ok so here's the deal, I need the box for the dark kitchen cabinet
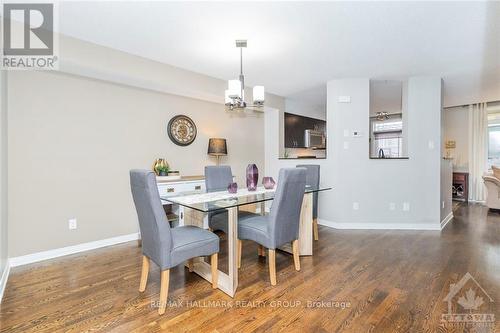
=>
[284,112,326,148]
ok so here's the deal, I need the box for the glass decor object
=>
[227,182,238,194]
[262,177,276,189]
[246,164,259,191]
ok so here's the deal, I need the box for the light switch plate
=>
[428,140,435,149]
[343,129,349,137]
[338,96,351,103]
[353,202,359,210]
[68,218,77,230]
[403,202,410,211]
[389,202,396,211]
[352,131,363,137]
[343,141,349,149]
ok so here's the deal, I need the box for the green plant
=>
[157,165,170,174]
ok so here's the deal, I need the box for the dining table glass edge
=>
[161,185,332,213]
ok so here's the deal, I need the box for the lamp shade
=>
[208,138,227,156]
[253,86,265,103]
[228,80,241,99]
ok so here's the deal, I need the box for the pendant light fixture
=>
[225,40,265,110]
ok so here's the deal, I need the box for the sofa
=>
[483,173,500,209]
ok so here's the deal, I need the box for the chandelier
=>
[225,40,265,110]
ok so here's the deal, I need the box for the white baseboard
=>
[0,260,11,303]
[317,219,442,231]
[440,212,454,230]
[9,232,140,268]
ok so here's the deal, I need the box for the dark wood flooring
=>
[1,203,499,332]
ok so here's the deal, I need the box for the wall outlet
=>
[403,202,410,211]
[68,218,77,230]
[352,202,359,210]
[389,202,396,211]
[428,140,435,150]
[343,141,349,150]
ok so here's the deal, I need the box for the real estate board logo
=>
[1,2,59,69]
[441,272,495,332]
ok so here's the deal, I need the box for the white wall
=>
[0,71,8,283]
[441,159,453,222]
[285,98,326,121]
[265,76,444,229]
[7,35,285,258]
[443,106,469,171]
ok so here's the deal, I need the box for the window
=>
[371,116,403,158]
[488,125,500,166]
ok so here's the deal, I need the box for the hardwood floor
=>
[1,203,499,332]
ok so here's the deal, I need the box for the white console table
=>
[156,175,208,227]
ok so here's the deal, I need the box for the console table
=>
[452,172,469,202]
[156,175,207,227]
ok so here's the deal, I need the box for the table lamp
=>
[208,138,227,165]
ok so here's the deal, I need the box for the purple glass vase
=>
[246,164,259,191]
[227,182,238,194]
[262,177,276,189]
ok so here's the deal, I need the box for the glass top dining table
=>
[161,185,332,213]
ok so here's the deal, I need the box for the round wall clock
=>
[167,115,197,146]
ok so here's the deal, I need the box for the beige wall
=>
[0,71,7,273]
[7,35,285,257]
[8,70,269,256]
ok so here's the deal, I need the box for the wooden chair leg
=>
[139,255,149,292]
[187,258,194,272]
[292,240,301,271]
[158,269,170,315]
[238,239,242,269]
[268,249,277,285]
[211,253,218,289]
[258,245,266,257]
[313,218,319,241]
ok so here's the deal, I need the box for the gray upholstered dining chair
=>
[237,168,306,285]
[296,164,320,240]
[205,166,256,233]
[130,170,219,315]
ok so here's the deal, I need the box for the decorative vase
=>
[228,182,238,194]
[262,177,276,189]
[246,164,259,191]
[159,171,168,176]
[152,158,169,176]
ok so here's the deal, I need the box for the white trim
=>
[440,212,454,230]
[318,219,441,231]
[0,260,10,303]
[467,199,486,204]
[9,232,140,267]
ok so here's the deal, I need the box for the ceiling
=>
[58,1,499,107]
